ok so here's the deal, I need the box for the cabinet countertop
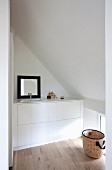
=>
[14,97,83,104]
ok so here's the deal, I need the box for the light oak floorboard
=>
[13,138,105,170]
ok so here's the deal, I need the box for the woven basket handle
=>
[96,140,105,149]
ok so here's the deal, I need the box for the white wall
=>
[11,0,105,101]
[0,0,9,169]
[84,98,105,114]
[83,98,105,134]
[105,0,112,169]
[13,34,69,99]
[83,108,100,130]
[9,33,14,167]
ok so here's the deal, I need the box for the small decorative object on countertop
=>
[60,96,64,99]
[47,91,57,99]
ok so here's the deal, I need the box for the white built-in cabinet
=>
[13,100,83,150]
[83,108,105,134]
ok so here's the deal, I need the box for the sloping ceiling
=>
[10,0,105,100]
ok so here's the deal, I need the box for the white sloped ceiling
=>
[10,0,105,100]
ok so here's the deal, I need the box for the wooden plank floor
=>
[13,138,105,170]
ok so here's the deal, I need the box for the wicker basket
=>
[82,129,105,159]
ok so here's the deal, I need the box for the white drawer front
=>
[30,123,48,144]
[18,125,30,146]
[30,103,48,123]
[18,103,48,125]
[48,118,82,141]
[48,101,81,121]
[18,104,31,125]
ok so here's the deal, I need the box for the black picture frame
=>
[17,75,41,99]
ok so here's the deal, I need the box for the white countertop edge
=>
[14,97,83,104]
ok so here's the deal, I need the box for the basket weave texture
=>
[82,129,104,159]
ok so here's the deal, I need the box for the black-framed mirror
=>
[17,75,41,99]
